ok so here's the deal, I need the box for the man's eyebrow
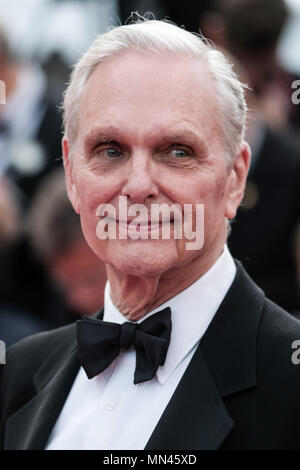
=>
[83,126,209,153]
[157,130,210,156]
[84,127,121,152]
[157,131,206,146]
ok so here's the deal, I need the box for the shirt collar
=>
[103,245,236,385]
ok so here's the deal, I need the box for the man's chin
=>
[106,241,181,278]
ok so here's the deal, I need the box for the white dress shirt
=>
[45,245,236,450]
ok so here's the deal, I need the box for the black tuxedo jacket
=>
[1,262,300,450]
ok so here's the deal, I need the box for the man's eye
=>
[94,147,121,158]
[105,148,122,158]
[170,148,189,158]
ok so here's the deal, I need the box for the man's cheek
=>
[80,212,97,242]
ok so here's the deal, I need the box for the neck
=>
[107,240,225,321]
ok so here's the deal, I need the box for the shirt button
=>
[104,401,116,411]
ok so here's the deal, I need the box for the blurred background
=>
[0,0,299,346]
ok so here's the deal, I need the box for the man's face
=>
[64,51,249,278]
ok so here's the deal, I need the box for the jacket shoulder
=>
[0,323,77,421]
[0,322,78,449]
[257,298,300,384]
[260,298,300,342]
[5,322,76,373]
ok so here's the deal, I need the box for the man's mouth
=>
[116,219,174,233]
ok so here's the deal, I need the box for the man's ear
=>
[225,141,251,220]
[62,137,81,214]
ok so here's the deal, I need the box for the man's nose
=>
[121,153,159,203]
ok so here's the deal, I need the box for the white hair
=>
[63,15,248,163]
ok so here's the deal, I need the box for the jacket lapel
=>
[145,344,234,450]
[4,324,80,450]
[145,262,265,450]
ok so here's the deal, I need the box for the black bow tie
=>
[76,307,172,384]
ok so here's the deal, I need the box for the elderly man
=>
[1,18,300,451]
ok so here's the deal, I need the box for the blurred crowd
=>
[0,0,300,346]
